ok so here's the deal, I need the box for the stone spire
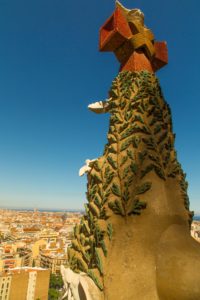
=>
[67,2,200,300]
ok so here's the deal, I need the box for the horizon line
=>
[0,205,84,212]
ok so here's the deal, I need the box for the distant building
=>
[0,267,50,300]
[31,239,47,260]
[0,245,32,273]
[39,242,68,274]
[191,221,200,243]
[0,274,11,300]
[40,252,68,274]
[39,230,58,243]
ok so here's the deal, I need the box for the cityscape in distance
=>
[0,206,200,299]
[0,207,83,299]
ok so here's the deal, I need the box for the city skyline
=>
[0,0,200,211]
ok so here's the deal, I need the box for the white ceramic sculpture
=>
[88,98,111,114]
[79,159,96,177]
[61,266,102,300]
[61,266,80,300]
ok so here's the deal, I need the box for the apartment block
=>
[0,267,50,300]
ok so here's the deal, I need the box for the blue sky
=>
[0,0,199,211]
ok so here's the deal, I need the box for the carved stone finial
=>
[99,1,168,72]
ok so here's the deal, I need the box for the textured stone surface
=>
[68,70,200,299]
